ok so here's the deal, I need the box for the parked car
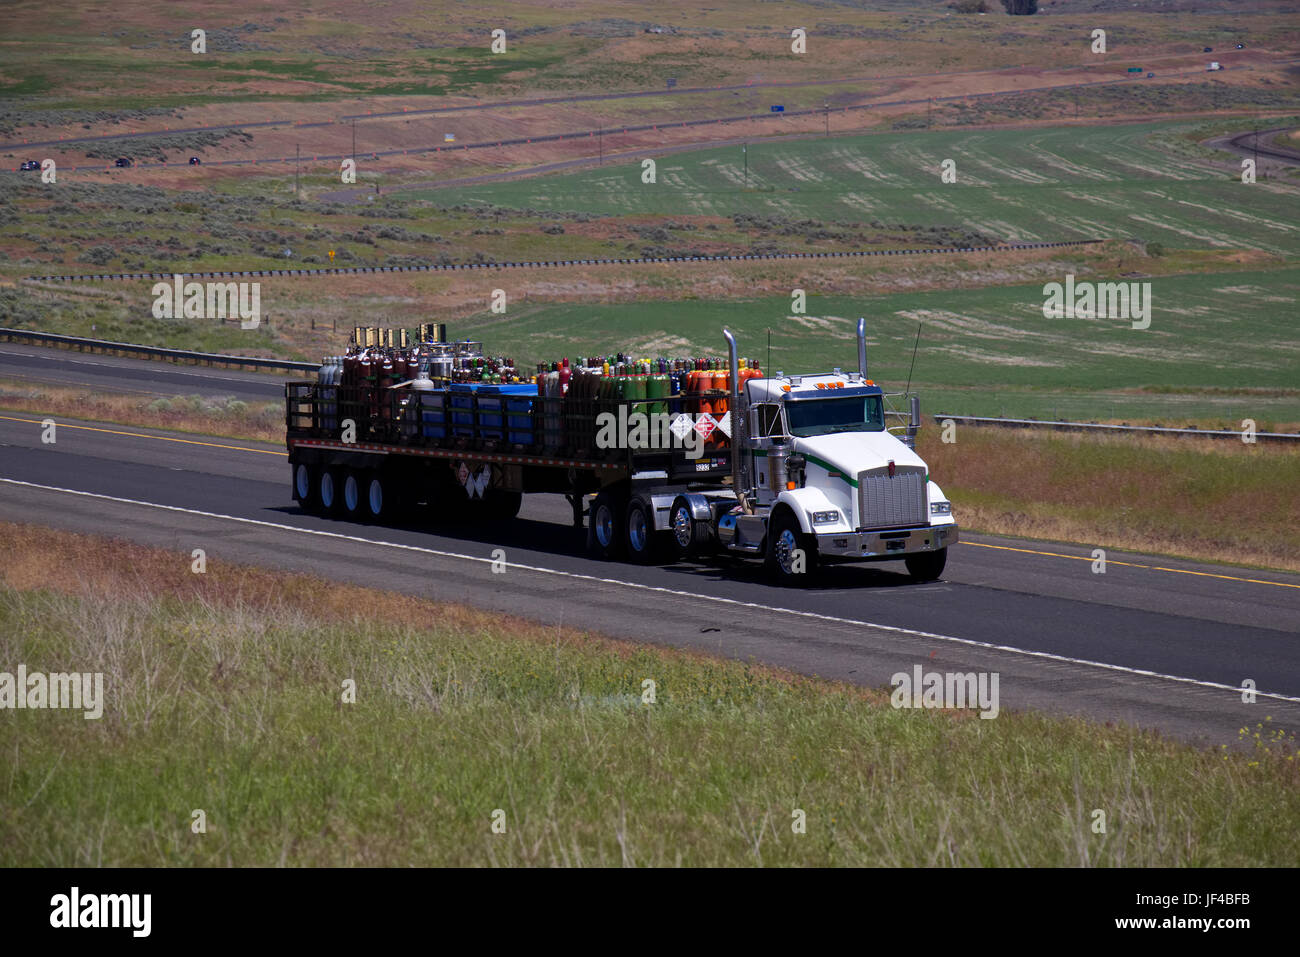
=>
[188,156,201,166]
[1236,43,1245,49]
[19,160,39,171]
[1147,72,1155,78]
[114,157,132,168]
[1203,46,1213,52]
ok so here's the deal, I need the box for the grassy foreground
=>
[0,524,1296,867]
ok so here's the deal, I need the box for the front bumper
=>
[815,523,959,560]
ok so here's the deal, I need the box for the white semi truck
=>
[285,320,957,583]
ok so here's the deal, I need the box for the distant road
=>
[0,342,284,401]
[10,58,1292,176]
[0,50,1231,151]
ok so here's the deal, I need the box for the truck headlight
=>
[930,501,952,516]
[811,510,840,525]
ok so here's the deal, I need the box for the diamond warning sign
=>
[669,413,695,441]
[694,413,717,440]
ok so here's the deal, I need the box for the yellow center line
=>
[0,414,285,457]
[960,540,1300,590]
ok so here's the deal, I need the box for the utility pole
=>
[824,101,829,137]
[295,144,300,196]
[927,97,932,129]
[351,119,356,166]
[598,127,603,165]
[743,142,748,187]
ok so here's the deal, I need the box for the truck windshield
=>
[786,396,885,437]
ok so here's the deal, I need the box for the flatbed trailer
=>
[285,322,959,583]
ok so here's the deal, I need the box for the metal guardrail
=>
[934,413,1299,443]
[0,328,317,374]
[20,240,1103,284]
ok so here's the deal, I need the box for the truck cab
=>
[660,322,957,583]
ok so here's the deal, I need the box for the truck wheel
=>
[365,473,390,523]
[342,469,364,518]
[764,509,818,585]
[668,497,710,561]
[319,469,342,515]
[905,548,947,582]
[587,489,625,560]
[624,499,663,565]
[293,464,317,511]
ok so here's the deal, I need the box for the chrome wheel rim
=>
[775,528,798,575]
[628,507,647,553]
[368,478,383,516]
[672,507,692,549]
[320,472,335,508]
[295,465,310,500]
[344,475,359,512]
[594,504,615,548]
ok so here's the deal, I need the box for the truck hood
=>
[792,430,926,476]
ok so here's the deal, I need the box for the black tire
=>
[668,496,711,561]
[587,489,625,560]
[905,547,947,582]
[318,468,343,516]
[764,508,818,585]
[624,499,663,565]
[341,469,365,519]
[293,463,318,512]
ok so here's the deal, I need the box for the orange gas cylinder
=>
[712,369,729,416]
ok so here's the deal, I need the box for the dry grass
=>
[0,378,283,444]
[921,427,1300,572]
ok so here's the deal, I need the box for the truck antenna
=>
[904,322,922,396]
[766,328,771,378]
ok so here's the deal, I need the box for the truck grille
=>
[857,465,927,529]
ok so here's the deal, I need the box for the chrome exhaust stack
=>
[723,327,751,513]
[857,317,868,380]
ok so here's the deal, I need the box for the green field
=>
[3,526,1297,867]
[421,120,1300,257]
[453,266,1300,426]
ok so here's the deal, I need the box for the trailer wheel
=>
[293,464,317,511]
[624,499,663,565]
[764,509,818,585]
[319,469,342,515]
[342,469,364,518]
[668,497,710,561]
[904,547,947,582]
[587,489,625,560]
[365,473,390,522]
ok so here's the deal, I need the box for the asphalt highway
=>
[1,409,1296,748]
[0,343,286,401]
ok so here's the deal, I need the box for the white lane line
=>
[4,475,1299,706]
